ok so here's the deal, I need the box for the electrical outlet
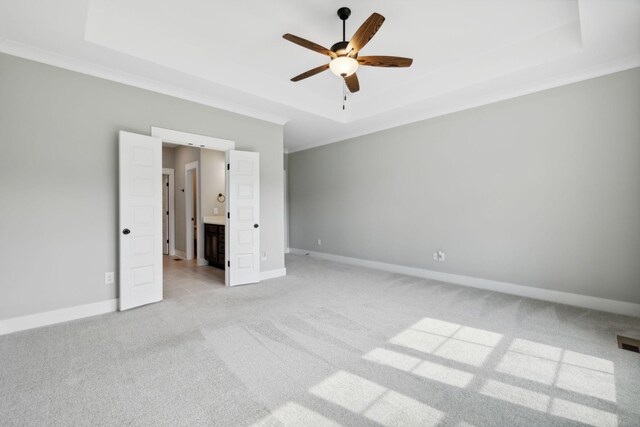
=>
[105,272,114,285]
[433,251,438,261]
[317,239,322,246]
[438,251,446,262]
[261,251,267,260]
[213,208,219,214]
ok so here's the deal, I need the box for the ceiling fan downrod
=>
[337,7,351,42]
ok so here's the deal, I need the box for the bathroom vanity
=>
[203,216,225,269]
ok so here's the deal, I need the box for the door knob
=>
[254,224,259,228]
[122,228,131,235]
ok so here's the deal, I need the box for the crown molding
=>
[0,39,290,126]
[1,38,637,153]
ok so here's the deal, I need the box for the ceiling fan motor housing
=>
[331,41,353,57]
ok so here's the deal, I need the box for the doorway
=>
[162,147,227,299]
[119,128,262,311]
[161,148,261,287]
[185,161,199,261]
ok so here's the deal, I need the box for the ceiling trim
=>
[2,37,638,155]
[288,54,640,153]
[0,39,291,126]
[151,126,235,151]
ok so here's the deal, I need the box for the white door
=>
[162,174,169,254]
[226,150,260,286]
[119,131,163,310]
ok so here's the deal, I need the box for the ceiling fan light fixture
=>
[329,56,358,77]
[284,9,411,96]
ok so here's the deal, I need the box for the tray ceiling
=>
[0,0,638,151]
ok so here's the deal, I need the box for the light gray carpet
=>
[1,254,639,426]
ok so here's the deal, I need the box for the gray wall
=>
[173,145,200,254]
[289,68,640,304]
[0,53,285,320]
[200,148,226,218]
[162,146,175,169]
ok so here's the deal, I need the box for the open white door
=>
[162,174,169,255]
[226,150,260,286]
[119,131,163,310]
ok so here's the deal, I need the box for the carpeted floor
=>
[1,254,639,426]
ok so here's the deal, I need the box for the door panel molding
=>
[119,131,163,311]
[226,150,260,286]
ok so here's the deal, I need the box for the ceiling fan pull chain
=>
[343,80,347,110]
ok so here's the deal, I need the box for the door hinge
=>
[166,239,169,244]
[227,163,230,171]
[166,182,169,187]
[166,211,169,215]
[227,212,230,219]
[227,261,230,267]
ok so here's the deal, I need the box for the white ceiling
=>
[1,0,638,152]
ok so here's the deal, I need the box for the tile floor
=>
[162,255,225,299]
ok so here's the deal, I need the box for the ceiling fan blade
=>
[283,34,336,58]
[344,73,360,93]
[291,64,330,82]
[357,56,413,68]
[347,13,385,56]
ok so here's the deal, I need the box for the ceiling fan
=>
[283,7,413,94]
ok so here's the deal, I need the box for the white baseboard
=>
[0,298,119,336]
[261,268,287,281]
[174,250,187,259]
[289,248,640,317]
[197,257,208,266]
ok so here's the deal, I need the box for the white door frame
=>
[162,168,175,256]
[184,161,199,262]
[151,127,236,151]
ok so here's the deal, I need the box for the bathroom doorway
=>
[119,127,262,310]
[185,161,199,261]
